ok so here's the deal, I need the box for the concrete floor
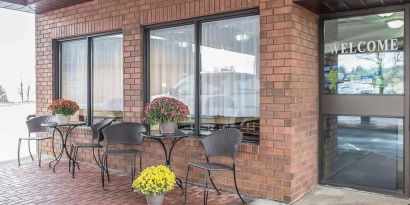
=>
[250,186,410,205]
[293,186,409,205]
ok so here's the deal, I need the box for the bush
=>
[144,97,189,125]
[132,165,176,196]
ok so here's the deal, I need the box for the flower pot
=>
[55,114,70,124]
[159,122,177,134]
[146,194,165,205]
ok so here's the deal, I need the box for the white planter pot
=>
[146,194,164,205]
[159,122,177,134]
[55,114,70,124]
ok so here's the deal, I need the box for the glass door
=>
[321,11,405,194]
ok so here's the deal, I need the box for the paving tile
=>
[0,158,251,205]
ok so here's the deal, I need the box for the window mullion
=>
[194,21,201,136]
[87,37,93,126]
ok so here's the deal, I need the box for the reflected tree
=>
[17,79,24,103]
[0,85,8,103]
[26,82,31,102]
[357,53,385,94]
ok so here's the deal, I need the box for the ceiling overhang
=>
[0,0,93,14]
[294,0,410,14]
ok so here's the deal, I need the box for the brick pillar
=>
[259,0,319,202]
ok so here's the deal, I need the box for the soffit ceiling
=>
[0,0,92,14]
[294,0,410,14]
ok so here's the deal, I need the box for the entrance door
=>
[320,11,406,195]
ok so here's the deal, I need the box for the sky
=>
[0,8,35,102]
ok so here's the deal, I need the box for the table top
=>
[41,121,86,127]
[141,129,195,139]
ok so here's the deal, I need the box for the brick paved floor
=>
[0,158,251,205]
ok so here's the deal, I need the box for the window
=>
[323,12,404,94]
[321,11,405,193]
[149,25,196,130]
[57,34,123,125]
[322,115,403,191]
[147,13,260,143]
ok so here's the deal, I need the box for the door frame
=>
[318,5,410,197]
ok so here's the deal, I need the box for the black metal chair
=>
[18,115,57,167]
[69,118,115,178]
[184,128,246,205]
[101,122,147,188]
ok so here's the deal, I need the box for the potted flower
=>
[132,165,176,205]
[48,99,79,124]
[144,97,189,134]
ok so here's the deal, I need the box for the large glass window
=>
[59,34,124,125]
[200,16,260,139]
[92,35,123,122]
[323,12,404,94]
[149,25,196,131]
[322,115,403,191]
[61,39,88,120]
[148,14,260,142]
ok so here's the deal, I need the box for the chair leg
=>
[72,147,77,178]
[69,145,73,172]
[75,148,80,170]
[17,139,21,166]
[92,147,101,168]
[105,155,110,182]
[209,171,221,195]
[233,166,246,204]
[28,139,34,161]
[139,153,142,174]
[204,171,209,205]
[37,140,42,167]
[184,165,191,204]
[130,160,134,182]
[101,154,105,188]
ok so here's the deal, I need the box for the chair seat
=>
[19,136,52,140]
[189,162,233,171]
[72,143,102,148]
[103,149,140,156]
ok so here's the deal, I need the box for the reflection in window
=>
[93,35,123,122]
[147,15,260,142]
[201,16,260,141]
[61,39,88,121]
[323,12,404,94]
[323,115,403,191]
[59,34,123,125]
[149,25,196,132]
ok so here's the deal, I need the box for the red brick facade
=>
[35,0,319,202]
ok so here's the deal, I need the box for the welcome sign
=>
[330,39,399,54]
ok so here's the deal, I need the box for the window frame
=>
[143,9,260,142]
[55,31,123,126]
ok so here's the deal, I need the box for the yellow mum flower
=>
[132,165,176,196]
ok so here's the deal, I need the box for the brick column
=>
[259,0,319,201]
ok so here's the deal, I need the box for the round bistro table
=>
[41,121,86,172]
[141,130,194,191]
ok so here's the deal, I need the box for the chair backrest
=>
[91,118,115,142]
[102,122,146,145]
[201,128,243,160]
[26,115,57,133]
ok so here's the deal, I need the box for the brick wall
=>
[35,0,319,202]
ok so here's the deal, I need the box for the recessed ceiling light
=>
[178,41,188,47]
[378,13,394,17]
[235,34,249,41]
[387,19,404,29]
